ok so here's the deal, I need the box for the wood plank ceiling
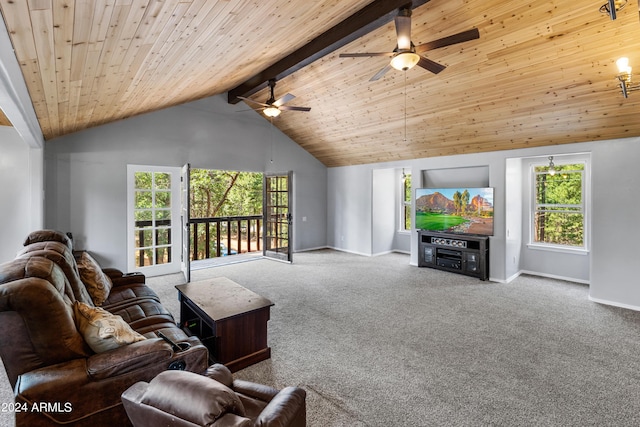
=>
[1,0,639,167]
[0,108,10,127]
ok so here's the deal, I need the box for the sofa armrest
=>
[102,268,146,286]
[233,379,280,402]
[86,338,172,380]
[87,336,206,380]
[256,386,307,427]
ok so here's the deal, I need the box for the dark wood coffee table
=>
[175,277,274,372]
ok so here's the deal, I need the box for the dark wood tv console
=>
[418,230,489,280]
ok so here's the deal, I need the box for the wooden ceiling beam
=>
[227,0,431,104]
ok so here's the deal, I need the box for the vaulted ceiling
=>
[1,0,640,167]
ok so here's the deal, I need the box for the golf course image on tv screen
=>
[415,187,494,236]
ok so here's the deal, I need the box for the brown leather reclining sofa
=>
[0,230,209,426]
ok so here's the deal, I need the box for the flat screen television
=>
[415,187,494,236]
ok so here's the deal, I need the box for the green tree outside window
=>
[533,163,585,247]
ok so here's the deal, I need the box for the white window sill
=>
[526,243,589,255]
[397,230,411,235]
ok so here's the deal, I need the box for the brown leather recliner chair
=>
[121,364,306,427]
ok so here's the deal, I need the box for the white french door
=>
[127,165,181,276]
[263,171,293,263]
[181,163,190,283]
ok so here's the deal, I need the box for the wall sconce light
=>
[615,57,640,98]
[600,0,627,20]
[548,156,556,176]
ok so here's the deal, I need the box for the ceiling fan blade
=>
[279,105,311,112]
[340,52,395,58]
[415,28,480,53]
[273,93,295,107]
[395,14,412,50]
[238,96,270,108]
[370,64,393,81]
[417,56,446,74]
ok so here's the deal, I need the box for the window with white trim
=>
[532,161,586,248]
[400,171,411,231]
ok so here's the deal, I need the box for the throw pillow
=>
[74,301,146,353]
[77,251,112,306]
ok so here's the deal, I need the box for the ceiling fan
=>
[238,79,311,117]
[339,6,480,81]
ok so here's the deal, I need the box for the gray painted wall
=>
[43,94,327,270]
[504,157,523,281]
[327,163,372,256]
[590,138,640,309]
[0,127,43,263]
[372,168,396,255]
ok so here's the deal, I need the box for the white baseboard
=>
[294,246,330,253]
[501,271,523,284]
[588,296,640,312]
[372,250,393,257]
[372,249,410,257]
[519,270,590,285]
[326,246,372,257]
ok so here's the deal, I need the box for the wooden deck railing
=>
[134,216,262,265]
[190,215,262,260]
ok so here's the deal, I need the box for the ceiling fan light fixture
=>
[390,52,420,71]
[600,0,627,19]
[263,106,281,117]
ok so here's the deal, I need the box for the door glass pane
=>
[155,209,171,221]
[135,172,152,190]
[135,229,153,248]
[155,173,171,190]
[135,191,152,208]
[155,191,171,208]
[155,247,171,265]
[133,171,173,267]
[157,229,171,245]
[135,210,152,222]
